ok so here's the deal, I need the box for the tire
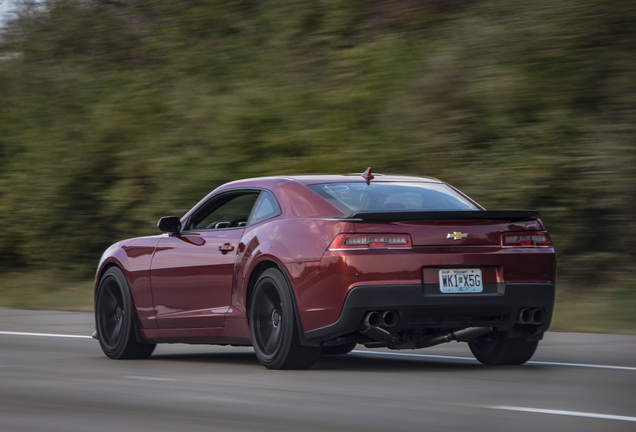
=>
[95,267,156,359]
[249,269,321,370]
[468,333,538,365]
[322,342,357,356]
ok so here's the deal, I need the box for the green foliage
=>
[0,0,634,298]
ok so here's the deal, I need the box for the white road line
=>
[527,360,636,371]
[122,376,177,382]
[353,350,479,362]
[486,406,636,423]
[351,350,636,371]
[0,331,93,339]
[3,333,635,372]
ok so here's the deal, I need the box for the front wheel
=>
[95,267,156,359]
[249,269,320,369]
[468,333,538,365]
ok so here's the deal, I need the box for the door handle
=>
[218,243,235,253]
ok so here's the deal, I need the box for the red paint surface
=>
[95,174,557,345]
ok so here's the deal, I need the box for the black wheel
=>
[249,269,321,369]
[322,342,357,356]
[95,267,156,359]
[468,333,538,365]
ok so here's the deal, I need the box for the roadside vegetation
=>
[1,0,634,333]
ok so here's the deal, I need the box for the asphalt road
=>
[1,309,634,432]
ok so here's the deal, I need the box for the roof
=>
[247,173,443,185]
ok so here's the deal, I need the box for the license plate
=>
[439,269,483,293]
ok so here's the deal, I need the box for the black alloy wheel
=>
[249,268,320,369]
[95,267,155,359]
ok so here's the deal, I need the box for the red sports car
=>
[94,170,556,369]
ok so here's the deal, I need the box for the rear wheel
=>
[95,267,155,359]
[249,269,320,369]
[468,333,538,365]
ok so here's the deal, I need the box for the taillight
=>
[501,232,552,247]
[328,234,412,251]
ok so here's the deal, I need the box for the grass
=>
[551,282,636,335]
[0,271,94,312]
[1,271,634,335]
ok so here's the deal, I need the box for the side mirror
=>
[157,216,182,234]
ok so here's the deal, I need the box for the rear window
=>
[308,182,479,213]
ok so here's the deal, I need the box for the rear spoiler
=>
[334,210,540,223]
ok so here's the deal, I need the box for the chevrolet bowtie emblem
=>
[447,232,468,240]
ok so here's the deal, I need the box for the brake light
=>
[328,234,412,251]
[501,232,552,247]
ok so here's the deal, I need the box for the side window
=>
[188,192,259,230]
[248,191,281,226]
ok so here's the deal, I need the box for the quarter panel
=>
[237,218,355,326]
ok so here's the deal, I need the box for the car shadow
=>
[150,350,259,366]
[316,352,481,372]
[146,349,542,372]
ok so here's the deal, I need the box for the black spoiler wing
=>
[334,210,540,223]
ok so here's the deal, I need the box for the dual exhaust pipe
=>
[359,311,400,343]
[360,309,493,348]
[358,307,544,348]
[517,307,546,325]
[361,310,399,329]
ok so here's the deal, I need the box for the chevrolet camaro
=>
[94,169,556,369]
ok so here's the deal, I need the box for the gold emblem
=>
[447,232,468,240]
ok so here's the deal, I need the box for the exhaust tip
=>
[532,308,546,325]
[517,307,547,325]
[381,311,399,328]
[367,311,382,327]
[360,311,382,330]
[518,308,533,324]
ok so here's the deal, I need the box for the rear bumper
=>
[303,283,555,342]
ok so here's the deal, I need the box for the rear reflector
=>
[328,234,412,251]
[501,232,552,247]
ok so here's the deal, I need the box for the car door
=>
[150,191,260,329]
